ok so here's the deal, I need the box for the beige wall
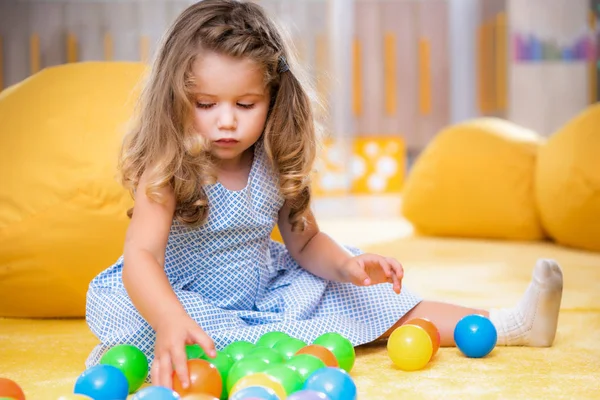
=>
[507,0,591,135]
[353,0,450,152]
[0,0,593,144]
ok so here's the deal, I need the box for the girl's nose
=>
[217,106,237,130]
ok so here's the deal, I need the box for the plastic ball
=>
[256,331,291,348]
[272,338,307,360]
[263,364,303,395]
[230,373,287,399]
[287,390,331,400]
[99,344,149,393]
[0,378,25,400]
[57,395,93,400]
[285,354,327,382]
[454,314,497,358]
[74,364,129,400]
[172,359,222,398]
[303,367,356,400]
[223,341,256,363]
[203,350,234,400]
[387,324,433,371]
[185,344,206,360]
[226,357,270,393]
[246,346,285,365]
[228,385,280,400]
[296,345,338,368]
[404,318,441,358]
[181,395,219,400]
[312,333,355,372]
[131,386,181,399]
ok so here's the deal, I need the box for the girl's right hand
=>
[150,313,216,389]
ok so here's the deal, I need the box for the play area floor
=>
[1,214,599,399]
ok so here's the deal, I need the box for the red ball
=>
[404,318,441,358]
[296,345,339,367]
[0,377,25,400]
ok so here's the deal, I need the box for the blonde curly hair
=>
[119,0,320,232]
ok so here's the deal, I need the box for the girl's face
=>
[191,51,270,167]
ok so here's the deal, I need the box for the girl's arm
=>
[121,171,215,389]
[277,201,403,292]
[121,171,185,329]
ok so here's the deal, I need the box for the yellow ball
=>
[57,395,92,400]
[387,324,433,371]
[230,372,286,399]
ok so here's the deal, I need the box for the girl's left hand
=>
[341,253,403,294]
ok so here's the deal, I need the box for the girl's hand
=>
[151,313,216,389]
[341,253,404,294]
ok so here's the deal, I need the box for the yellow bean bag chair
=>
[0,62,285,318]
[536,103,600,252]
[0,62,146,317]
[401,118,545,241]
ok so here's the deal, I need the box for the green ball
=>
[226,357,269,393]
[256,331,290,348]
[205,350,234,400]
[223,340,255,362]
[99,344,148,393]
[263,364,303,395]
[273,337,307,360]
[313,332,356,372]
[185,344,206,360]
[246,346,285,365]
[285,354,326,382]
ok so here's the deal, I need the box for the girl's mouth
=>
[215,139,239,145]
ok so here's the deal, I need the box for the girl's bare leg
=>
[380,259,563,347]
[381,301,488,346]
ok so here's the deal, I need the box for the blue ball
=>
[288,389,331,400]
[131,386,181,399]
[229,385,280,400]
[454,314,498,358]
[304,367,356,400]
[74,364,129,400]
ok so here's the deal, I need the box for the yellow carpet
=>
[1,220,599,399]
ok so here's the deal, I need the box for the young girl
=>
[86,0,564,390]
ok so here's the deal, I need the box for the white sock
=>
[489,259,563,347]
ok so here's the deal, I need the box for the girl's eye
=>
[196,103,214,109]
[237,103,254,109]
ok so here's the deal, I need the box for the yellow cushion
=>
[0,62,146,317]
[401,118,545,240]
[535,103,600,252]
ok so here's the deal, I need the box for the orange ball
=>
[404,318,440,358]
[295,344,339,367]
[0,378,25,400]
[172,359,222,398]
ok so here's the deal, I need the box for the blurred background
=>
[0,0,598,197]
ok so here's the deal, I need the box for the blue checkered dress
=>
[85,141,422,367]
